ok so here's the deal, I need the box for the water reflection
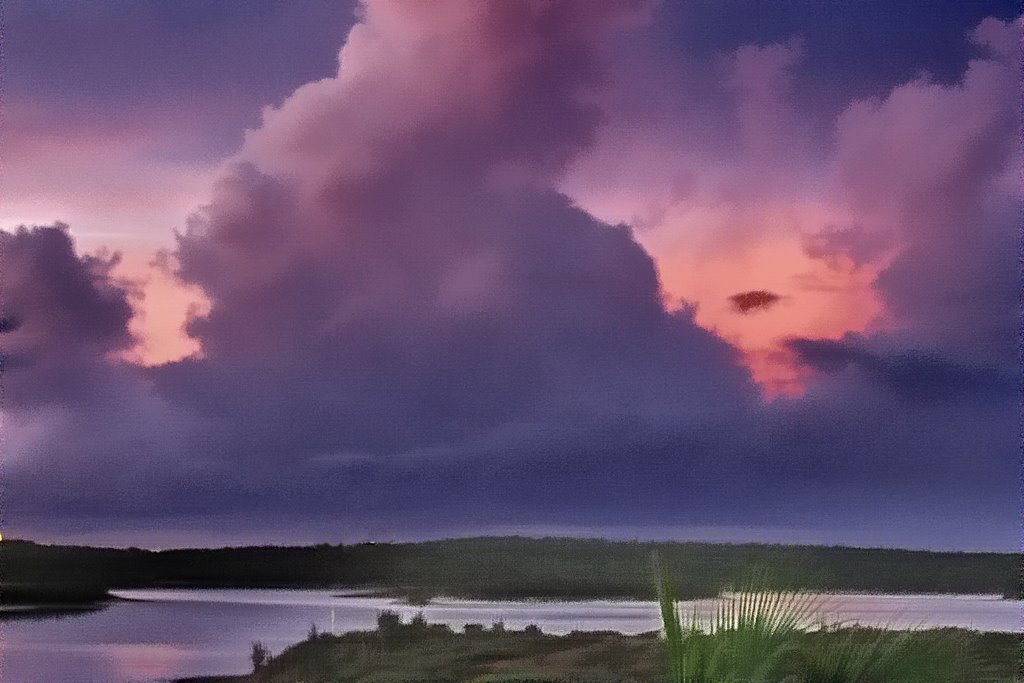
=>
[101,643,190,682]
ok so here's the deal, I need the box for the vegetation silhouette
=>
[176,610,1017,683]
[2,537,1017,612]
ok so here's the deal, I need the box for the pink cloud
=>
[564,15,1019,392]
[241,0,650,190]
[828,16,1020,366]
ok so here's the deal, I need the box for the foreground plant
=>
[656,556,817,682]
[654,555,961,683]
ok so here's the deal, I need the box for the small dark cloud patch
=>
[729,290,781,313]
[0,316,22,333]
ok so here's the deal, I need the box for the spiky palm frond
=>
[653,554,962,683]
[654,552,818,683]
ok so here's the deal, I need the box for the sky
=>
[1,0,1020,550]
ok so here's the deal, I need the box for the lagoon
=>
[1,589,1018,683]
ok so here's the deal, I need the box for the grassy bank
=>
[177,615,1019,683]
[2,537,1018,603]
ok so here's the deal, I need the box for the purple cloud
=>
[829,17,1020,368]
[0,225,134,409]
[0,3,1018,551]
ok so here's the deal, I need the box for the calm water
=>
[0,589,1018,683]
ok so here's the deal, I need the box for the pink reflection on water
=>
[98,642,193,680]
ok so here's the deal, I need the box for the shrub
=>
[377,609,403,631]
[250,640,270,671]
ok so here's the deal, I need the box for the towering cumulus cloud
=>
[103,0,754,536]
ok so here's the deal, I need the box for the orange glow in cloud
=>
[659,239,884,396]
[0,104,215,367]
[633,202,888,397]
[107,203,885,389]
[114,251,208,366]
[566,151,891,397]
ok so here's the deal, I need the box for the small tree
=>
[307,622,320,640]
[377,609,403,631]
[250,641,270,671]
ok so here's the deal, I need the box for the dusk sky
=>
[2,0,1019,550]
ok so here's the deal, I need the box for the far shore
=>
[3,536,1018,622]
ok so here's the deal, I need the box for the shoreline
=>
[5,585,1017,624]
[0,602,108,620]
[4,537,1016,601]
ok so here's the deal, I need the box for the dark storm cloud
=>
[728,290,781,314]
[0,225,134,408]
[0,227,227,529]
[2,1,1019,550]
[4,1,761,533]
